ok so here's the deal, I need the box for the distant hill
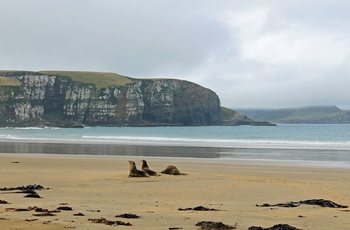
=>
[236,106,350,124]
[220,107,275,126]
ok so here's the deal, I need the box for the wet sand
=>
[0,153,350,229]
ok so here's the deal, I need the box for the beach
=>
[0,153,349,230]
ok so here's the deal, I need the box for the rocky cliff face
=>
[0,71,221,127]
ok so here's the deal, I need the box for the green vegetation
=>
[0,70,24,72]
[40,71,134,89]
[221,106,239,119]
[0,76,21,86]
[220,106,275,126]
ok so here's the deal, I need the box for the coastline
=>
[1,153,350,229]
[0,140,350,168]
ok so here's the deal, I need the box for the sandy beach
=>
[0,153,349,230]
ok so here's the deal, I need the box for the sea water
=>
[0,124,350,166]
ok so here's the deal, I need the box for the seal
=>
[161,165,183,175]
[128,160,149,177]
[141,160,158,176]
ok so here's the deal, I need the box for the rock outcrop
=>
[0,71,223,127]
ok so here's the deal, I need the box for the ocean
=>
[0,124,350,166]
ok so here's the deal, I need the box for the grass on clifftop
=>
[40,71,134,89]
[0,76,21,86]
[221,107,239,118]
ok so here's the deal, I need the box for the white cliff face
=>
[21,74,56,100]
[125,81,144,120]
[12,103,44,122]
[64,85,94,117]
[0,71,221,126]
[141,80,178,123]
[2,74,50,123]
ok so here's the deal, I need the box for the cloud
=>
[179,1,350,109]
[0,1,350,109]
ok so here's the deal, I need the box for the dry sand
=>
[0,153,349,230]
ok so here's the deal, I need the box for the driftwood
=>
[88,217,132,226]
[248,224,302,230]
[115,213,140,218]
[195,221,236,230]
[178,206,220,211]
[257,199,347,208]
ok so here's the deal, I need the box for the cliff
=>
[0,71,274,127]
[0,71,224,127]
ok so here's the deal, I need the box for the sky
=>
[1,0,350,109]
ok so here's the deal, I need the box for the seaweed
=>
[195,221,236,230]
[178,205,220,211]
[248,224,302,230]
[257,199,347,209]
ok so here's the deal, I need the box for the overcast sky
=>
[1,1,350,109]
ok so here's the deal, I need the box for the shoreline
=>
[2,152,350,169]
[1,137,350,150]
[0,140,350,169]
[1,153,350,229]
